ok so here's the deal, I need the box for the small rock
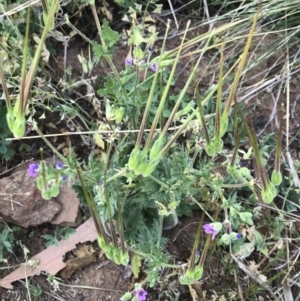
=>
[0,169,60,228]
[51,181,82,227]
[0,160,82,228]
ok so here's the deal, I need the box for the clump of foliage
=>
[0,226,14,262]
[0,102,15,160]
[2,0,300,299]
[42,226,76,248]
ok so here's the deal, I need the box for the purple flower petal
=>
[27,163,39,178]
[150,62,158,72]
[135,288,148,301]
[236,233,242,239]
[203,224,217,240]
[56,161,63,170]
[125,57,133,66]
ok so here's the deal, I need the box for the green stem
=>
[136,21,171,148]
[148,175,169,189]
[106,168,128,183]
[145,21,191,149]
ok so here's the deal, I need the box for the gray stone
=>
[0,168,60,228]
[0,160,82,228]
[51,180,82,227]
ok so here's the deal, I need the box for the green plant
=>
[42,227,76,248]
[0,102,15,160]
[29,284,43,301]
[0,0,60,138]
[2,0,300,299]
[0,226,14,262]
[31,2,280,291]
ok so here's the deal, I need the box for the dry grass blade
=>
[0,0,41,20]
[282,278,294,301]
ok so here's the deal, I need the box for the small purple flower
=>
[27,163,39,178]
[98,180,103,186]
[134,288,147,301]
[147,46,153,52]
[203,222,222,240]
[150,62,158,72]
[62,175,67,181]
[125,57,133,66]
[236,233,242,239]
[56,161,63,170]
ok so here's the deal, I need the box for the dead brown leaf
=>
[60,243,98,279]
[0,217,97,289]
[189,281,205,301]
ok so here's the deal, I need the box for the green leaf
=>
[101,19,120,49]
[239,212,253,225]
[92,42,105,63]
[45,240,53,248]
[3,241,12,252]
[253,229,263,248]
[42,234,54,240]
[233,242,255,259]
[194,266,203,280]
[131,254,141,278]
[62,228,76,239]
[53,238,60,247]
[119,292,132,301]
[0,143,7,154]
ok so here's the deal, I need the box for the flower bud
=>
[240,167,251,179]
[13,116,26,138]
[119,292,132,301]
[141,159,159,177]
[213,137,223,153]
[120,251,129,265]
[271,170,282,186]
[134,159,149,176]
[133,45,144,60]
[114,107,125,124]
[220,114,229,137]
[227,165,239,179]
[128,148,142,171]
[149,137,164,160]
[205,143,215,156]
[50,184,59,198]
[42,189,52,200]
[221,233,231,245]
[261,186,275,204]
[193,266,203,280]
